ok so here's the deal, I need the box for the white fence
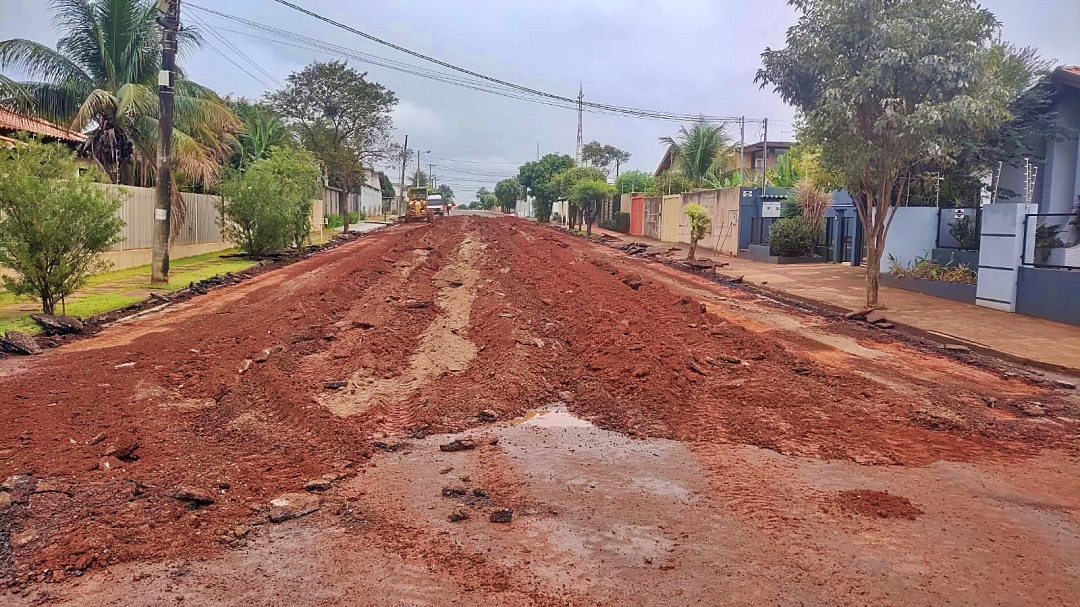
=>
[102,184,225,251]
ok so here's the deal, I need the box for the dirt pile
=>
[0,215,1075,589]
[833,489,924,520]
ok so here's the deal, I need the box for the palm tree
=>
[230,98,291,169]
[0,0,239,188]
[659,118,739,188]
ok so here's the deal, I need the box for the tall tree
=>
[659,120,737,187]
[437,183,454,202]
[0,0,240,188]
[475,186,492,205]
[518,154,575,223]
[494,177,522,214]
[757,0,1046,306]
[267,60,396,227]
[580,141,631,177]
[615,170,654,196]
[410,170,430,188]
[553,166,606,229]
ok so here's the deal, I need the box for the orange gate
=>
[629,194,645,236]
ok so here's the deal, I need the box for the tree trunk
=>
[688,239,697,260]
[340,191,350,233]
[864,236,884,307]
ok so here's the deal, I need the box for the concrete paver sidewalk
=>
[595,228,1080,375]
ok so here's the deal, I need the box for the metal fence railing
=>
[1022,213,1080,269]
[936,207,981,250]
[750,216,778,246]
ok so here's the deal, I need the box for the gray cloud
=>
[2,0,1077,194]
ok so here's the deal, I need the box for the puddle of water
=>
[504,407,594,428]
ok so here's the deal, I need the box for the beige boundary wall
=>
[1,185,325,278]
[672,187,742,257]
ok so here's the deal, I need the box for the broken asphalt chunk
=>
[268,492,320,523]
[169,486,216,505]
[439,438,477,452]
[489,508,513,523]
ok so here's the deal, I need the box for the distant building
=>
[653,140,796,177]
[738,141,796,172]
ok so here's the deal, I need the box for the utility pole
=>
[398,134,408,217]
[536,141,539,160]
[428,163,433,189]
[761,118,768,192]
[151,0,180,286]
[575,83,583,164]
[739,117,745,177]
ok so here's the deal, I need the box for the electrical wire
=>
[188,2,755,124]
[189,11,284,88]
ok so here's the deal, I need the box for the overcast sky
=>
[2,0,1078,196]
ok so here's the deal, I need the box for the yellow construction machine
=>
[402,186,434,223]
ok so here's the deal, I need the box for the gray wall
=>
[1015,266,1080,326]
[880,206,938,272]
[976,203,1026,312]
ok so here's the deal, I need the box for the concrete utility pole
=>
[761,118,769,193]
[575,84,583,164]
[739,117,745,176]
[398,134,408,217]
[428,163,433,188]
[151,0,180,286]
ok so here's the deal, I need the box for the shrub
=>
[889,253,976,284]
[684,203,711,260]
[325,214,344,229]
[0,138,125,315]
[768,217,814,257]
[608,212,631,233]
[219,147,320,255]
[948,215,978,250]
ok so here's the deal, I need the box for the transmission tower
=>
[575,83,583,163]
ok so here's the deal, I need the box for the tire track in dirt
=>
[317,233,485,423]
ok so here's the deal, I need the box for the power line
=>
[189,2,755,124]
[269,0,747,122]
[192,27,275,89]
[189,11,284,88]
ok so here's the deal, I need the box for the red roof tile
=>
[0,107,84,143]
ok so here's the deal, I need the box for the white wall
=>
[880,206,939,272]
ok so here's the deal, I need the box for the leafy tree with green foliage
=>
[615,170,653,196]
[475,187,492,204]
[683,203,711,260]
[481,192,499,211]
[218,147,320,256]
[267,60,396,230]
[648,171,693,196]
[0,0,240,189]
[437,184,454,202]
[552,166,606,229]
[659,119,738,187]
[768,153,802,188]
[569,179,614,237]
[251,146,321,250]
[757,0,1039,306]
[494,177,522,214]
[580,141,631,177]
[0,138,125,315]
[517,153,575,223]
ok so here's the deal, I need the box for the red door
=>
[629,195,645,236]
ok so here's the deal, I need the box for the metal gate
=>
[629,195,645,236]
[643,196,662,240]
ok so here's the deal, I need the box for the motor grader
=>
[402,186,435,223]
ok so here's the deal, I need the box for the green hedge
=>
[600,211,631,233]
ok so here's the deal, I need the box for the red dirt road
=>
[2,215,1079,606]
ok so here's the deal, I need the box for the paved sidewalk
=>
[595,228,1080,375]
